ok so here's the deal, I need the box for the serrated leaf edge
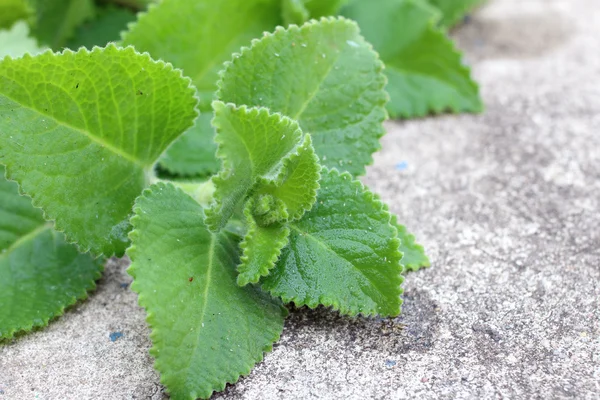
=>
[214,16,390,176]
[0,43,199,256]
[266,167,405,317]
[237,202,291,286]
[126,182,286,399]
[0,229,104,340]
[254,133,321,222]
[390,214,431,272]
[386,19,483,119]
[204,101,306,231]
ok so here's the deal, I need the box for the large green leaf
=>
[0,0,31,29]
[0,45,198,255]
[66,5,137,50]
[128,183,286,399]
[158,113,220,177]
[0,21,46,59]
[29,0,96,49]
[340,0,482,118]
[205,101,319,232]
[0,167,103,340]
[426,0,484,27]
[217,17,388,177]
[262,168,404,316]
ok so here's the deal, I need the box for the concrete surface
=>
[1,0,599,398]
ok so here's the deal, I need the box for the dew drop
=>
[346,40,359,48]
[274,53,280,57]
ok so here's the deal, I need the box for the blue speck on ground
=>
[385,360,397,367]
[119,282,129,289]
[395,161,408,171]
[109,331,123,342]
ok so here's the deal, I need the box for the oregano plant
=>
[0,0,483,398]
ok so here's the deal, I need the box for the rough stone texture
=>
[1,0,599,399]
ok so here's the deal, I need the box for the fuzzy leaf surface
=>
[0,45,198,255]
[205,101,318,231]
[66,6,137,49]
[0,167,103,339]
[29,0,96,49]
[262,167,404,316]
[340,0,482,118]
[158,113,220,177]
[217,17,387,176]
[392,215,430,272]
[0,21,46,59]
[128,183,286,400]
[426,0,484,27]
[121,0,281,109]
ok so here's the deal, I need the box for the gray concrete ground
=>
[1,0,599,398]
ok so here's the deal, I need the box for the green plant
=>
[0,0,483,398]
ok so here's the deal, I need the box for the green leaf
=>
[0,0,32,29]
[0,166,103,340]
[282,0,309,26]
[121,0,282,109]
[391,215,430,272]
[237,199,290,286]
[340,0,482,118]
[426,0,484,27]
[158,113,220,177]
[66,6,137,50]
[216,17,388,177]
[128,183,287,399]
[205,101,318,231]
[0,21,47,59]
[29,0,96,50]
[262,167,404,317]
[0,45,198,255]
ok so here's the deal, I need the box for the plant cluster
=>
[0,0,482,398]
